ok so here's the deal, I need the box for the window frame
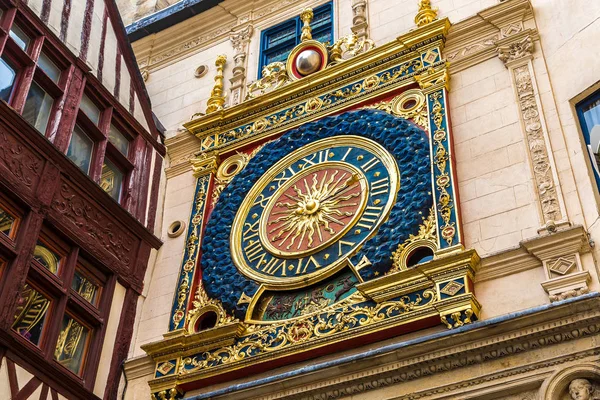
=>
[8,225,115,386]
[576,87,600,190]
[258,2,334,78]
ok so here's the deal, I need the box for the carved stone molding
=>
[444,0,533,73]
[496,33,567,230]
[497,34,533,65]
[189,294,600,400]
[351,0,369,39]
[521,226,591,301]
[229,25,253,106]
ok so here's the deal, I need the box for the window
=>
[108,124,130,156]
[100,158,124,201]
[23,81,53,133]
[54,314,91,375]
[0,200,20,240]
[576,88,600,188]
[259,2,333,77]
[67,125,94,173]
[10,227,112,380]
[80,93,101,125]
[0,56,17,102]
[9,23,30,52]
[12,283,51,346]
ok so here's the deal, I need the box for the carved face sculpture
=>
[569,379,594,400]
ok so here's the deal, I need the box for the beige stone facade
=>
[118,0,600,399]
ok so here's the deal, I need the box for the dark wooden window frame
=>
[7,221,116,389]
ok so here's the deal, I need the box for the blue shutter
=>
[258,2,333,78]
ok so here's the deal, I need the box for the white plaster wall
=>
[94,282,127,397]
[130,170,198,353]
[146,40,235,137]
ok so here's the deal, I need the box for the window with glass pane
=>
[79,94,101,125]
[0,57,17,102]
[108,124,130,155]
[71,269,101,306]
[67,125,94,173]
[23,82,53,134]
[12,284,50,346]
[9,24,30,51]
[259,2,333,77]
[100,159,124,201]
[38,52,61,83]
[33,240,62,275]
[0,204,18,239]
[577,89,600,188]
[55,315,90,375]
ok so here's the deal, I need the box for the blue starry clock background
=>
[201,109,433,319]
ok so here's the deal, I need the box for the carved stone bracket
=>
[496,33,568,232]
[522,226,592,302]
[229,25,253,106]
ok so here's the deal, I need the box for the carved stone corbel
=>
[229,25,253,106]
[522,226,592,302]
[351,0,369,40]
[496,33,568,232]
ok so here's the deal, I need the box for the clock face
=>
[230,136,400,289]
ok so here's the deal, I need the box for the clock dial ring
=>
[230,135,400,289]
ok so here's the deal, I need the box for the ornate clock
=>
[230,136,400,289]
[201,109,433,318]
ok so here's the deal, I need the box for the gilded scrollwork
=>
[328,33,375,65]
[364,89,429,127]
[170,175,216,331]
[389,208,437,273]
[211,144,265,206]
[181,289,437,373]
[429,91,457,246]
[246,62,290,100]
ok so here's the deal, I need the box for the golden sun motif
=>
[262,165,367,258]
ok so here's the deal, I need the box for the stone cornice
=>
[124,355,155,380]
[476,225,590,282]
[188,293,600,400]
[133,0,332,73]
[445,0,535,73]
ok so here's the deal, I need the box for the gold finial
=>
[414,0,438,27]
[206,55,227,114]
[300,8,314,41]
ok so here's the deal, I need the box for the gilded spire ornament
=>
[300,8,314,41]
[414,0,438,27]
[206,55,227,114]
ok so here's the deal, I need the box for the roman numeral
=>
[370,178,389,196]
[244,239,264,262]
[356,206,382,230]
[301,150,330,168]
[361,157,380,172]
[295,256,321,274]
[242,219,260,241]
[338,240,356,256]
[341,147,353,161]
[273,167,295,188]
[261,258,287,276]
[252,193,272,208]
